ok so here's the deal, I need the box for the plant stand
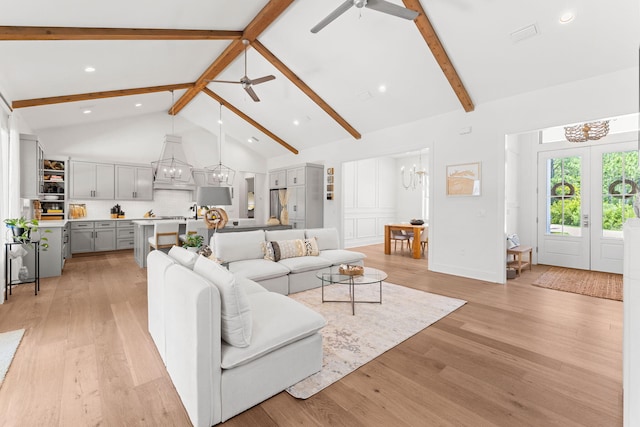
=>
[4,241,40,300]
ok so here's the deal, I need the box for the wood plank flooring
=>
[0,246,622,426]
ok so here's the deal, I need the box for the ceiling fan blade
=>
[311,0,354,33]
[365,0,419,20]
[250,75,276,85]
[244,85,260,102]
[206,79,242,84]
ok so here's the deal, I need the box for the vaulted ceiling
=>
[0,0,637,158]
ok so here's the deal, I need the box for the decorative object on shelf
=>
[338,264,364,276]
[151,91,193,183]
[326,167,335,200]
[18,266,29,281]
[401,151,427,190]
[267,216,280,226]
[409,219,424,225]
[446,162,481,196]
[205,103,236,186]
[564,120,610,143]
[279,188,290,225]
[204,207,228,230]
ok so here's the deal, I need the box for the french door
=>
[537,141,639,273]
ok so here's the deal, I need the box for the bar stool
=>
[148,221,180,252]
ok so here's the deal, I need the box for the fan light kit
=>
[311,0,419,33]
[207,39,275,102]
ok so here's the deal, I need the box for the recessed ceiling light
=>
[293,119,300,126]
[135,103,142,107]
[84,66,96,73]
[217,119,223,124]
[378,85,387,93]
[559,12,575,24]
[248,136,259,143]
[248,138,253,143]
[83,109,92,114]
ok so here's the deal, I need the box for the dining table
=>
[384,223,426,259]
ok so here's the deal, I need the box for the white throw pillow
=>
[305,228,340,251]
[193,256,252,347]
[168,245,199,269]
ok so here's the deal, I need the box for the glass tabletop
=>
[317,266,387,285]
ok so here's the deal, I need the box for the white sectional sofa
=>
[213,227,365,294]
[147,246,326,427]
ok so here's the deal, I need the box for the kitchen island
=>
[132,220,292,268]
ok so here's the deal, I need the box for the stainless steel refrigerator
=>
[269,189,281,220]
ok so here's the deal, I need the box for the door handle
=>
[582,214,589,227]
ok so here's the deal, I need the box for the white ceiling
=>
[0,0,638,159]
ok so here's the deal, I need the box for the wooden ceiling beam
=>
[402,0,474,112]
[169,0,295,115]
[203,87,299,155]
[0,26,242,41]
[12,83,194,109]
[251,40,361,140]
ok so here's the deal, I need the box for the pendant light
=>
[151,90,193,183]
[205,103,236,186]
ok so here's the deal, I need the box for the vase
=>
[18,266,29,281]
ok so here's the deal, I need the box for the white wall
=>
[267,67,639,283]
[396,153,428,223]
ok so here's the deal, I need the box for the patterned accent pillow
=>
[262,238,319,261]
[304,236,319,256]
[262,241,277,261]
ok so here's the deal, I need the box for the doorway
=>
[537,140,639,273]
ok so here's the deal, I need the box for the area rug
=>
[0,329,25,389]
[286,282,466,399]
[533,267,622,301]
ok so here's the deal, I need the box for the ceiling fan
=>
[311,0,419,33]
[207,39,275,102]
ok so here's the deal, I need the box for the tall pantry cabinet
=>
[269,163,324,229]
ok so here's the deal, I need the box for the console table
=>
[4,241,40,299]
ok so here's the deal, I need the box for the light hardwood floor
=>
[0,245,622,426]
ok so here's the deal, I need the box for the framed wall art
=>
[446,162,481,196]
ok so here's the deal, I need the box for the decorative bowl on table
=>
[409,219,424,225]
[338,264,364,276]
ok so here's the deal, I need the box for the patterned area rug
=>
[286,282,466,399]
[0,329,25,389]
[533,267,623,301]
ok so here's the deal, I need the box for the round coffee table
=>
[316,266,387,315]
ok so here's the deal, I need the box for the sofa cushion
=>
[228,259,291,281]
[265,229,305,242]
[318,249,366,266]
[220,292,326,369]
[277,255,332,274]
[193,256,252,348]
[168,245,199,269]
[214,230,265,263]
[305,228,340,251]
[236,277,268,295]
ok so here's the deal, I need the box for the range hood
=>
[151,135,196,190]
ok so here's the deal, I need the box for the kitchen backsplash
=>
[68,190,195,219]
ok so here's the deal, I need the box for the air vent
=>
[510,24,539,43]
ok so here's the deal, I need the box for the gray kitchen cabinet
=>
[115,165,153,200]
[269,170,286,189]
[116,220,135,250]
[70,220,116,253]
[283,163,323,229]
[70,161,115,199]
[19,134,44,199]
[22,225,64,278]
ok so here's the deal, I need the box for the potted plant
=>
[183,234,204,252]
[3,216,50,250]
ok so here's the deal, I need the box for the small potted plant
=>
[3,216,50,250]
[183,234,204,252]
